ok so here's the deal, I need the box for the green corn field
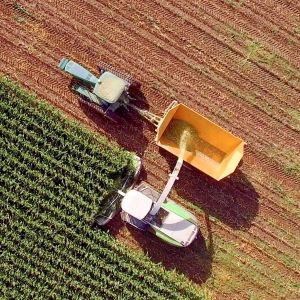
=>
[0,77,208,300]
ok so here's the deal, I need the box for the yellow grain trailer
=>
[155,103,245,181]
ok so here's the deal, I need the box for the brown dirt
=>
[1,0,300,299]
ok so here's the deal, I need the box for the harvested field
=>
[1,0,300,299]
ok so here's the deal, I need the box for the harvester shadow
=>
[161,149,259,230]
[105,212,213,284]
[78,92,150,157]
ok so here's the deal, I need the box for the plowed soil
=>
[1,1,299,299]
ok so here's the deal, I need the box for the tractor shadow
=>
[78,84,150,157]
[105,212,213,284]
[161,149,259,230]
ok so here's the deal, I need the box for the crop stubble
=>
[1,0,300,299]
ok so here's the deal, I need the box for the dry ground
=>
[1,1,300,299]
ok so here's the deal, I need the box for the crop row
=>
[0,77,207,299]
[0,77,132,168]
[1,183,203,300]
[2,165,191,295]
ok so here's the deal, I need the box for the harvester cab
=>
[120,183,199,247]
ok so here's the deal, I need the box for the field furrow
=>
[7,0,299,177]
[1,0,300,299]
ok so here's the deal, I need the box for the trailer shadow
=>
[105,212,213,284]
[161,149,259,230]
[78,95,150,157]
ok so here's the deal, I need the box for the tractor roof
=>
[93,71,127,103]
[121,190,153,220]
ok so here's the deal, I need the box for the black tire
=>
[104,110,122,123]
[95,214,114,226]
[79,97,107,115]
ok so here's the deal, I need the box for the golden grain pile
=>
[163,119,225,162]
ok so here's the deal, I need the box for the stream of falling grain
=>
[179,127,194,160]
[164,119,225,163]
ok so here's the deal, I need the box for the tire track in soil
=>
[2,0,300,296]
[237,0,300,47]
[265,0,300,16]
[156,0,300,94]
[1,0,298,258]
[81,0,300,288]
[194,0,300,92]
[186,0,300,69]
[124,0,300,123]
[250,0,300,36]
[1,0,298,251]
[159,2,299,104]
[120,3,294,138]
[241,0,300,44]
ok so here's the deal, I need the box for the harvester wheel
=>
[94,215,111,227]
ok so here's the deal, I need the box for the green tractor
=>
[59,58,144,122]
[95,156,199,247]
[119,156,198,247]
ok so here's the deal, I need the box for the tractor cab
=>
[58,58,136,119]
[93,71,128,104]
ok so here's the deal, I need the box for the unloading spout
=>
[150,157,184,215]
